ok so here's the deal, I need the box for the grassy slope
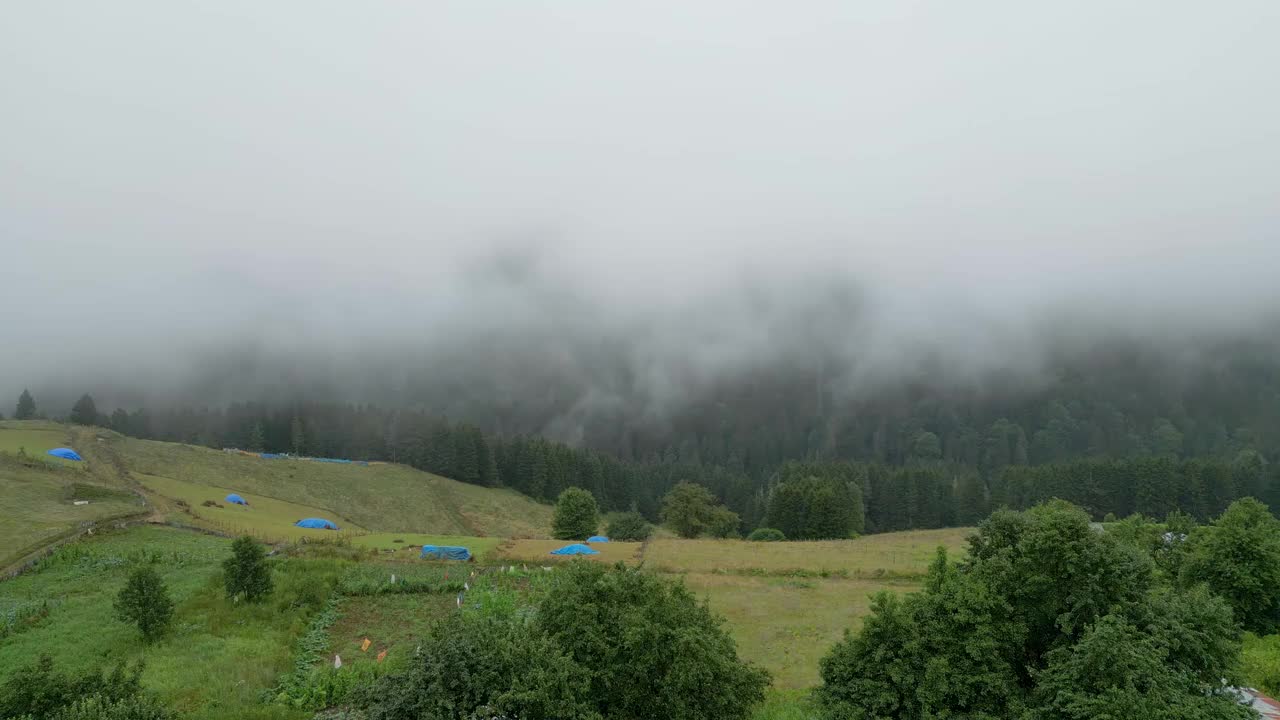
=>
[0,422,147,567]
[116,435,552,537]
[353,533,505,561]
[646,527,972,577]
[134,473,368,541]
[496,538,644,565]
[0,526,325,720]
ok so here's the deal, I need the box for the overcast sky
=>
[3,1,1279,409]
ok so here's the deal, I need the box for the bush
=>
[0,656,170,720]
[552,487,599,541]
[537,561,769,720]
[353,614,598,720]
[114,566,173,642]
[604,512,652,542]
[747,528,786,542]
[224,536,274,602]
[661,482,738,539]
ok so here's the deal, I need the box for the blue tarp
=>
[47,448,83,461]
[550,543,599,556]
[587,536,609,543]
[260,453,287,459]
[225,493,248,505]
[295,518,339,530]
[420,545,472,561]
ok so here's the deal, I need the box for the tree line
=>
[13,389,1280,538]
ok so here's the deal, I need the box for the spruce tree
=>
[14,389,35,420]
[290,416,305,456]
[246,421,264,451]
[223,536,274,602]
[69,393,98,425]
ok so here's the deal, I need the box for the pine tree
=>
[69,394,98,425]
[248,422,265,452]
[14,389,35,420]
[223,536,273,602]
[290,416,306,456]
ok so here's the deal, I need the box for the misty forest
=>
[5,1,1280,719]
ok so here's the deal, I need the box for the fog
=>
[3,1,1280,427]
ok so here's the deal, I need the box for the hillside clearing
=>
[0,457,144,568]
[117,435,552,536]
[496,538,643,565]
[135,473,366,541]
[645,528,971,577]
[352,533,504,560]
[683,573,922,689]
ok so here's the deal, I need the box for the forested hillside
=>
[23,338,1280,535]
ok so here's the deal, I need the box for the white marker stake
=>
[334,655,342,669]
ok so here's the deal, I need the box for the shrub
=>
[0,656,170,720]
[224,536,274,602]
[353,614,598,720]
[114,566,173,642]
[536,561,769,720]
[661,482,738,538]
[748,528,786,542]
[604,512,652,542]
[552,488,599,541]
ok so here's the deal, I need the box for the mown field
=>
[646,528,971,577]
[0,423,85,467]
[116,435,553,537]
[0,421,557,571]
[352,533,505,560]
[135,473,367,541]
[496,538,644,565]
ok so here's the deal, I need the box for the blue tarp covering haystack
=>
[550,543,599,556]
[295,518,339,530]
[47,448,83,461]
[420,545,472,561]
[225,493,248,505]
[587,536,609,543]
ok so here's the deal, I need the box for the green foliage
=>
[1242,633,1280,696]
[1028,615,1252,720]
[336,565,464,597]
[1182,497,1280,633]
[748,528,786,542]
[552,487,600,540]
[223,536,274,602]
[817,500,1242,720]
[604,511,652,541]
[353,613,599,720]
[113,566,173,642]
[662,482,739,538]
[707,504,742,538]
[0,655,171,720]
[269,596,344,710]
[14,390,35,420]
[536,561,770,720]
[69,394,99,426]
[766,476,858,540]
[817,551,1023,720]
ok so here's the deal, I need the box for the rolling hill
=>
[0,420,554,567]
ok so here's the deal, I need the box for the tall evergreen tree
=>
[69,394,98,425]
[14,389,35,420]
[290,416,305,456]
